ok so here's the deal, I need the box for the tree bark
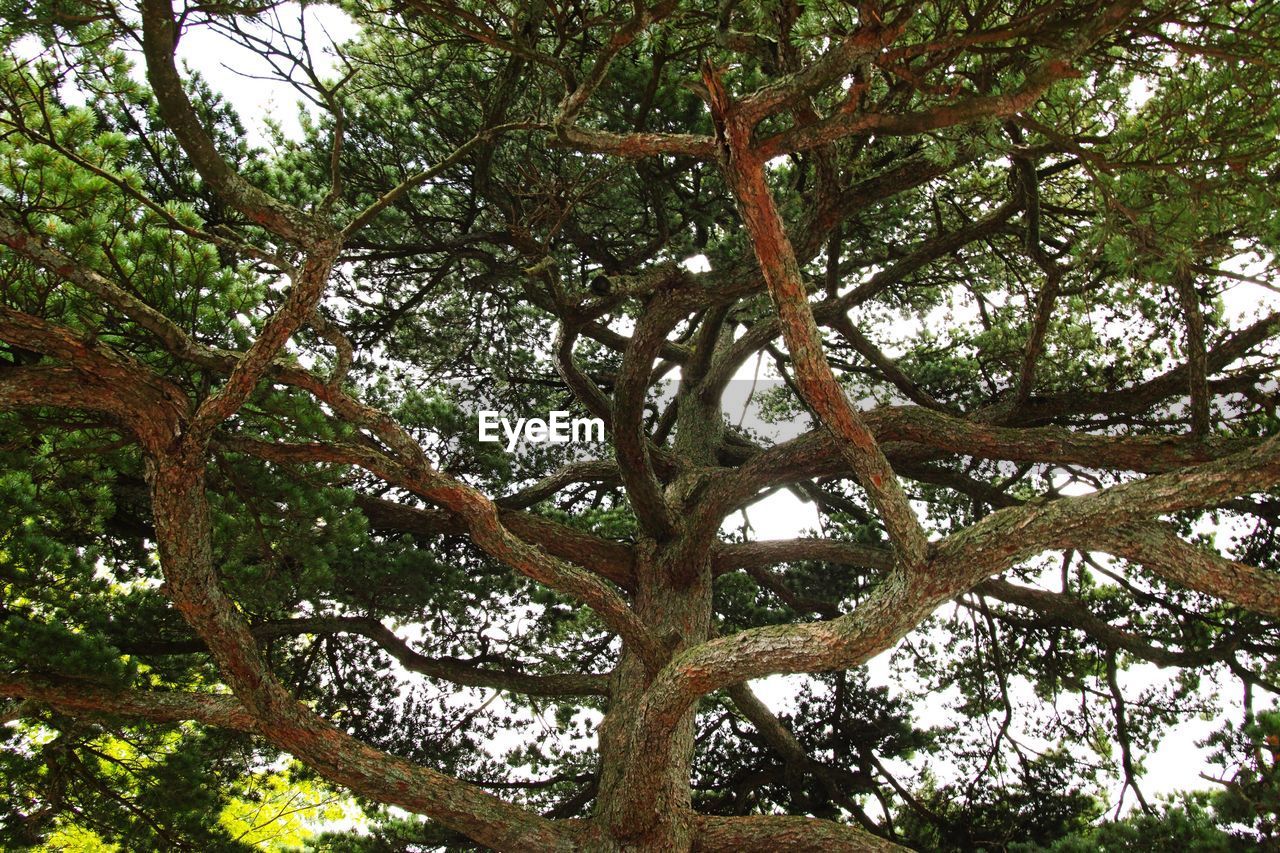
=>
[592,543,712,850]
[146,450,576,850]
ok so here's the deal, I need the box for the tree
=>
[1,0,1278,849]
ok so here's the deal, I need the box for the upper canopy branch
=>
[554,0,680,127]
[139,0,337,247]
[756,0,1146,158]
[733,6,915,127]
[716,89,929,570]
[701,193,1019,401]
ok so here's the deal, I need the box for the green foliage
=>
[0,0,1278,849]
[1027,794,1236,852]
[899,750,1104,851]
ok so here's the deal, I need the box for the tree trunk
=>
[593,384,722,849]
[594,538,713,850]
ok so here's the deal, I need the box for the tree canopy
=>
[1,0,1279,849]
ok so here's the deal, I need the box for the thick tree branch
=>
[0,308,188,454]
[139,0,334,246]
[612,291,685,539]
[716,89,928,570]
[223,436,661,666]
[735,12,913,126]
[352,493,635,590]
[187,247,339,442]
[147,458,577,850]
[693,814,905,852]
[1077,524,1280,621]
[934,436,1280,595]
[757,0,1144,158]
[0,675,259,733]
[548,124,717,159]
[0,364,135,430]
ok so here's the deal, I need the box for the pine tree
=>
[2,1,1279,849]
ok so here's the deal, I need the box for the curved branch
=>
[0,212,257,354]
[342,122,534,238]
[224,436,661,666]
[187,247,339,441]
[0,309,188,454]
[2,63,343,446]
[125,616,610,697]
[352,492,636,590]
[0,364,137,429]
[717,99,927,569]
[554,323,614,424]
[1077,524,1280,621]
[735,13,913,126]
[612,291,685,539]
[148,459,577,850]
[0,675,259,732]
[933,435,1280,601]
[1017,310,1280,421]
[554,0,679,127]
[140,0,332,246]
[975,578,1233,668]
[831,313,949,411]
[495,459,621,509]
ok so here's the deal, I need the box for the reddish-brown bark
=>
[5,1,1279,849]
